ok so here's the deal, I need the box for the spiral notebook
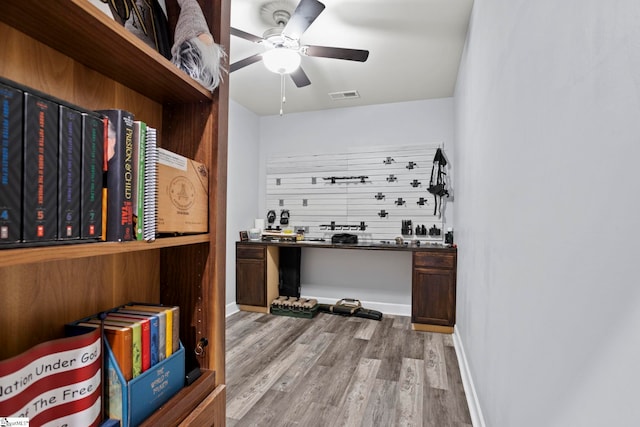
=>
[143,127,158,241]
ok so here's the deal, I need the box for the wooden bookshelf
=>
[0,0,229,424]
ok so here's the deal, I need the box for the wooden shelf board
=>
[0,234,210,267]
[140,369,218,426]
[0,0,212,104]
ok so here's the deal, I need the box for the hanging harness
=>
[427,148,449,216]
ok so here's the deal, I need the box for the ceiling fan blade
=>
[304,45,369,62]
[231,27,264,43]
[290,66,311,87]
[230,53,263,72]
[282,0,326,40]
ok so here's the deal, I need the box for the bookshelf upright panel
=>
[0,0,229,424]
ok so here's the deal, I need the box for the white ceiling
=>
[228,0,474,116]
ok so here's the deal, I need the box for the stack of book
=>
[67,304,180,381]
[97,109,159,243]
[66,303,184,427]
[1,78,105,245]
[0,77,160,247]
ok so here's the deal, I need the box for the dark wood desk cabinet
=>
[236,241,457,333]
[412,250,457,333]
[236,244,279,312]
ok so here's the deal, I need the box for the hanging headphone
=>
[280,209,290,225]
[267,210,276,225]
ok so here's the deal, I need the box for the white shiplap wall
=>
[266,144,448,242]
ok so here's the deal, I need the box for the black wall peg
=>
[374,192,385,200]
[401,220,413,235]
[410,179,421,188]
[383,157,395,165]
[386,174,397,182]
[417,197,427,206]
[395,198,406,206]
[378,210,388,218]
[428,225,441,236]
[406,161,417,170]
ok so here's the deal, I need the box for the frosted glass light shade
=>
[262,48,301,74]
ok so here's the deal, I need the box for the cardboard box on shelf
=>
[156,148,208,234]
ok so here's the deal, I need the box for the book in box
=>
[66,311,185,427]
[104,339,184,427]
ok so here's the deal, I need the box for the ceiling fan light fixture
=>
[262,48,301,74]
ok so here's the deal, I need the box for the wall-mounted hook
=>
[378,210,388,218]
[374,192,385,200]
[323,176,368,184]
[406,161,417,170]
[417,197,427,206]
[386,174,397,182]
[395,198,406,206]
[410,179,421,188]
[383,157,395,165]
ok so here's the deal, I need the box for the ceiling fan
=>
[230,0,370,88]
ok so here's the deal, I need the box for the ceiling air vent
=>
[328,90,360,101]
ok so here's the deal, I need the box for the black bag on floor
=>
[318,298,383,321]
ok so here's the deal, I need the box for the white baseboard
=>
[453,325,486,427]
[226,302,240,318]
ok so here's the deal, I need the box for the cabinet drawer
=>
[237,245,265,260]
[413,251,455,269]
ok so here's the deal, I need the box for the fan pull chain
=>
[279,73,286,116]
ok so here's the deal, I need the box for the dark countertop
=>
[237,239,457,253]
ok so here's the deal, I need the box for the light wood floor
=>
[225,311,472,427]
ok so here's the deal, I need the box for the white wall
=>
[257,99,454,311]
[226,100,260,310]
[454,0,640,426]
[258,98,455,223]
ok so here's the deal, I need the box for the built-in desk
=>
[236,240,457,333]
